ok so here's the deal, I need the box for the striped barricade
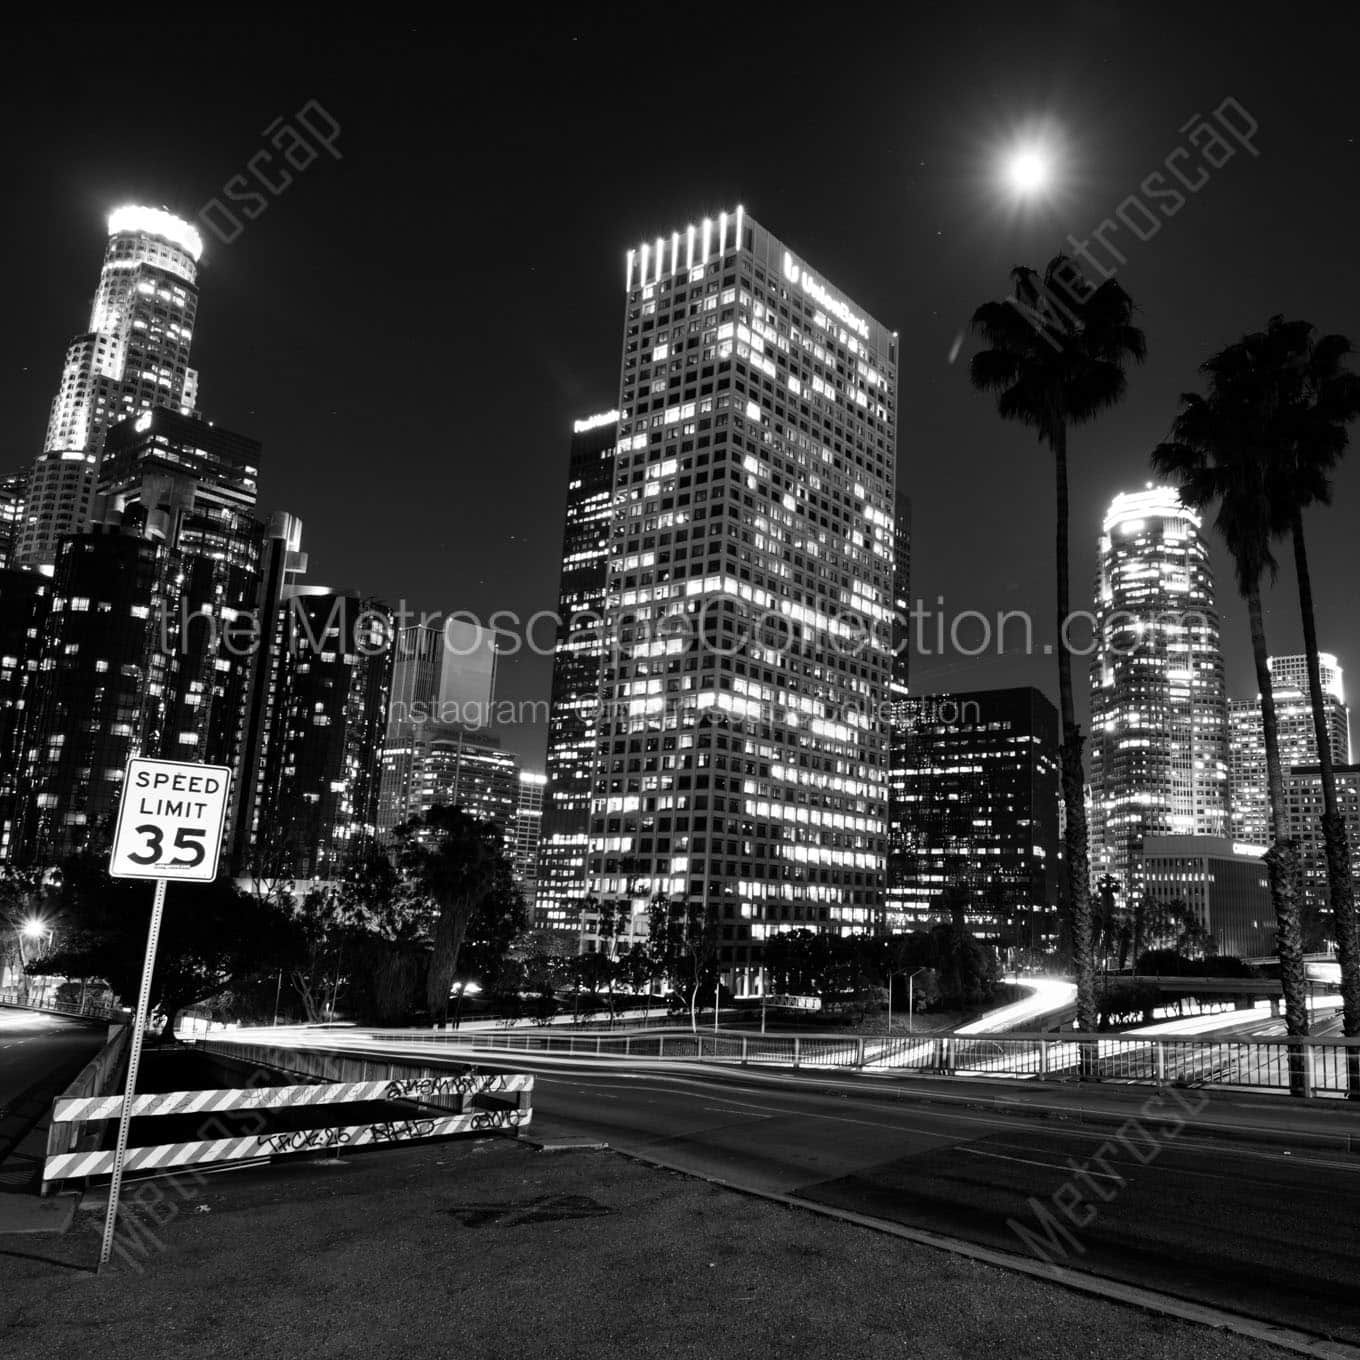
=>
[43,1064,533,1188]
[44,1105,531,1183]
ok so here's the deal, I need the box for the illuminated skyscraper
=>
[1227,654,1350,847]
[888,688,1060,947]
[0,473,25,570]
[1088,487,1230,891]
[376,619,503,835]
[585,209,898,992]
[17,207,202,571]
[536,409,617,930]
[511,770,547,904]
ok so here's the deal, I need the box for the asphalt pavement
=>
[0,1006,107,1192]
[472,1053,1360,1345]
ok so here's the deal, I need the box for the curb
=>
[607,1145,1360,1360]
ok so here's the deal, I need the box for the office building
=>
[0,570,50,860]
[1281,763,1360,945]
[536,409,617,930]
[0,473,25,570]
[584,209,898,993]
[377,618,502,834]
[19,529,185,859]
[17,207,202,571]
[406,728,518,832]
[1228,654,1350,847]
[238,587,393,881]
[1088,487,1230,892]
[511,770,547,904]
[887,687,1061,948]
[1142,834,1273,958]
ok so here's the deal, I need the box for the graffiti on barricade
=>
[382,1073,507,1101]
[470,1109,521,1131]
[370,1119,436,1143]
[260,1126,351,1155]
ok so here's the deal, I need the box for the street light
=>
[888,967,930,1035]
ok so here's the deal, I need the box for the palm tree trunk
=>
[1052,422,1097,1043]
[1290,515,1360,1079]
[1247,583,1310,1096]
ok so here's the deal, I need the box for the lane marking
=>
[957,1146,1127,1179]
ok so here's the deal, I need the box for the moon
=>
[1004,145,1052,196]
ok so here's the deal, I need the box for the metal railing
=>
[0,986,126,1023]
[242,1024,1360,1099]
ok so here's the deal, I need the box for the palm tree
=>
[1151,339,1311,1093]
[971,256,1146,1034]
[1268,317,1360,1058]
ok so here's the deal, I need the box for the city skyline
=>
[3,16,1357,771]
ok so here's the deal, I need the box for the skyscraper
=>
[536,409,617,930]
[887,687,1061,947]
[1227,653,1350,846]
[376,619,502,835]
[17,207,203,571]
[1088,486,1230,892]
[511,770,547,905]
[584,209,898,993]
[0,569,50,859]
[0,473,25,570]
[238,588,393,881]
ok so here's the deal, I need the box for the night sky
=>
[5,9,1358,769]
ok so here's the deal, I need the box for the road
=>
[337,1046,1358,1344]
[259,1033,1354,1343]
[0,1006,106,1190]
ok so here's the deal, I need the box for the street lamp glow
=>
[22,917,47,939]
[1005,145,1052,196]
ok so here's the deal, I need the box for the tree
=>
[1267,318,1360,1054]
[1151,344,1312,1089]
[647,895,719,1032]
[394,804,516,1021]
[970,256,1146,1033]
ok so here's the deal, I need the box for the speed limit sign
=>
[109,757,233,882]
[101,756,234,1273]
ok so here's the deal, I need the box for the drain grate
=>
[445,1194,613,1228]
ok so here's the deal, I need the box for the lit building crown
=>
[107,205,204,262]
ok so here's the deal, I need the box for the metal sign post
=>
[98,876,166,1271]
[99,756,231,1272]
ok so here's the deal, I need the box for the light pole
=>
[888,967,929,1036]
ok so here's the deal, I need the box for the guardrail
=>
[42,1024,131,1192]
[42,1039,533,1189]
[267,1024,1360,1099]
[0,986,126,1022]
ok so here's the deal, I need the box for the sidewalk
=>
[0,1136,1302,1360]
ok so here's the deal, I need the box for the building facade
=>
[1281,763,1360,947]
[1227,653,1350,848]
[0,570,50,859]
[17,207,203,571]
[376,619,502,835]
[510,770,546,905]
[1088,487,1230,893]
[1142,834,1273,958]
[584,210,898,992]
[0,473,25,570]
[887,687,1061,948]
[536,409,617,930]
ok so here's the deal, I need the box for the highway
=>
[0,1006,106,1190]
[524,1058,1360,1343]
[234,1031,1360,1345]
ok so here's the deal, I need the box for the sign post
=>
[99,756,231,1272]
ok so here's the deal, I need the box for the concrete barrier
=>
[41,1024,130,1194]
